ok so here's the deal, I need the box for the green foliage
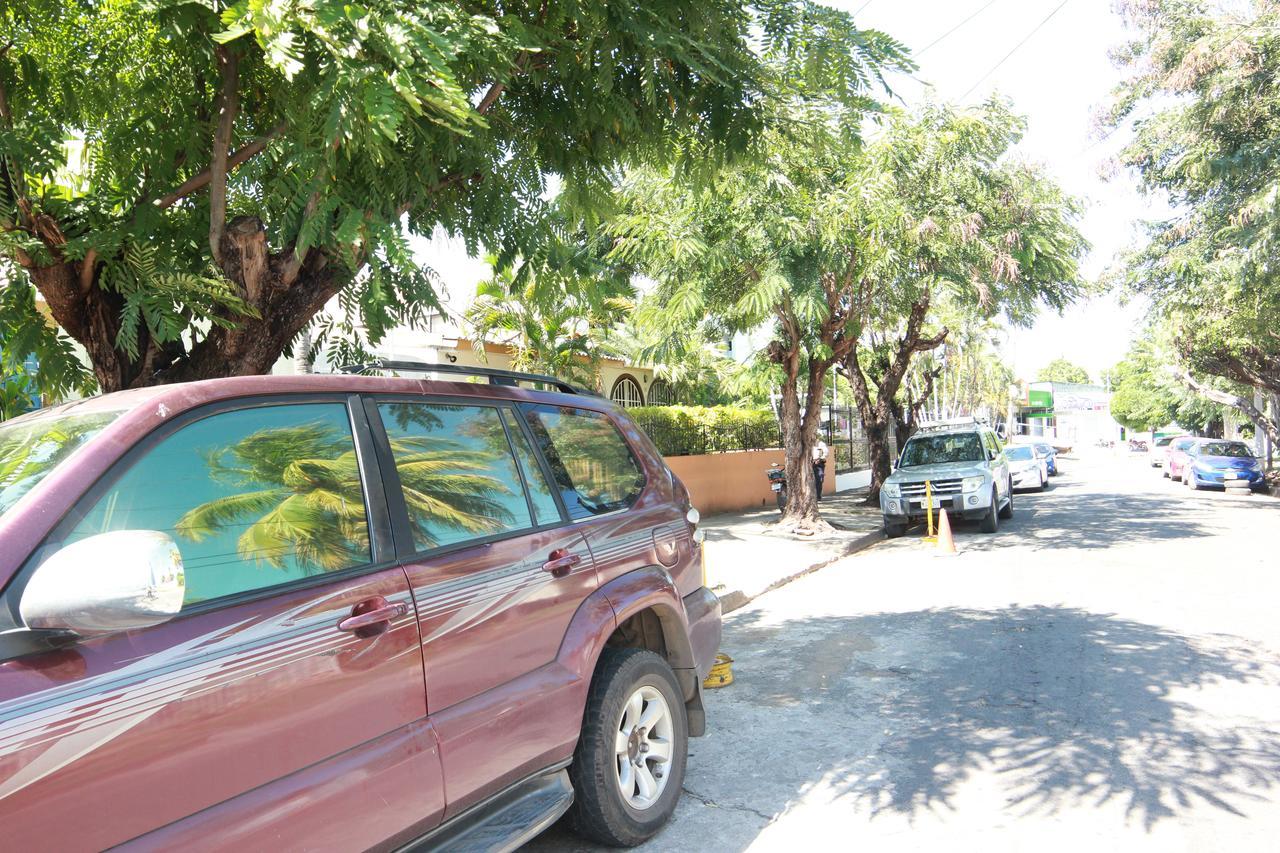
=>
[628,405,779,456]
[1108,0,1280,405]
[1107,330,1224,434]
[1037,357,1090,385]
[0,284,93,405]
[465,250,633,386]
[908,300,1014,421]
[1,0,903,390]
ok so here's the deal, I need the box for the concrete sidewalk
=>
[701,488,885,612]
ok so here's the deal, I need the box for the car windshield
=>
[1197,441,1253,458]
[1006,446,1035,461]
[1173,438,1196,451]
[900,433,984,467]
[1035,444,1054,454]
[0,408,123,519]
[1156,436,1177,447]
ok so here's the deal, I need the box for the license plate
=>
[771,483,782,491]
[1225,471,1238,480]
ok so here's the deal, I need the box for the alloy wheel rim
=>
[613,685,674,810]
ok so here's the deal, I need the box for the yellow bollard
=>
[922,479,937,543]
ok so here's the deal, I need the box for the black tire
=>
[885,520,907,538]
[1037,469,1047,492]
[567,648,688,847]
[998,481,1014,519]
[980,488,999,533]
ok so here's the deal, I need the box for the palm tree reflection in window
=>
[176,421,370,573]
[377,403,530,551]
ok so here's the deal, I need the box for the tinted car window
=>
[523,405,646,521]
[1197,441,1253,458]
[501,408,561,526]
[1172,437,1197,452]
[900,433,984,467]
[379,402,533,551]
[0,409,123,519]
[1006,446,1035,461]
[63,403,369,605]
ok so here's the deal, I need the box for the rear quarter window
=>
[522,405,647,521]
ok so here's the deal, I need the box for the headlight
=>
[962,476,984,492]
[882,482,900,498]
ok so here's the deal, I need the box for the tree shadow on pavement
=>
[952,488,1276,551]
[725,605,1280,831]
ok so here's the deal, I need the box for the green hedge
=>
[627,405,781,456]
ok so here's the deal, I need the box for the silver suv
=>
[879,421,1012,538]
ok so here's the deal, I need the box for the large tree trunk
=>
[774,344,830,532]
[844,293,947,503]
[25,215,341,392]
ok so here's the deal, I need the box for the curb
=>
[714,528,885,614]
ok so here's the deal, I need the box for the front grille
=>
[900,478,963,496]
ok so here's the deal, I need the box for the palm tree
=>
[177,421,518,571]
[466,255,632,387]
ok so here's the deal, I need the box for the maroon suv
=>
[0,365,720,851]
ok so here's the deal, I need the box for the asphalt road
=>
[529,451,1280,852]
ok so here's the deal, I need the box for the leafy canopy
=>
[1037,357,1090,385]
[1108,0,1280,399]
[1,0,907,391]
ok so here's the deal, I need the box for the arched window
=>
[609,375,644,408]
[647,379,674,406]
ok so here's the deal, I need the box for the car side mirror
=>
[20,530,186,637]
[988,449,998,461]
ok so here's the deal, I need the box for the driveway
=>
[529,452,1280,851]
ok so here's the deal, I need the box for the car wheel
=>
[567,648,688,847]
[998,481,1013,519]
[885,521,907,538]
[980,488,999,533]
[1187,470,1200,491]
[1037,469,1046,491]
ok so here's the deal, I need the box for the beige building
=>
[277,308,670,409]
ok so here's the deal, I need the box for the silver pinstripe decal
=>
[0,587,415,800]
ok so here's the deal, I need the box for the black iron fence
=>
[825,406,895,474]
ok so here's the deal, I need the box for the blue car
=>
[1033,442,1059,476]
[1185,439,1266,490]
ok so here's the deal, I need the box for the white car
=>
[1005,444,1048,491]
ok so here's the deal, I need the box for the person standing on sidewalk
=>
[812,437,829,502]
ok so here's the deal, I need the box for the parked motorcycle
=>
[767,463,787,511]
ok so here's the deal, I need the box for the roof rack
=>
[338,358,597,397]
[916,416,985,433]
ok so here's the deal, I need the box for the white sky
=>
[418,0,1154,384]
[840,0,1152,383]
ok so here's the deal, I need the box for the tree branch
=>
[0,58,29,225]
[208,45,240,264]
[1174,367,1280,445]
[79,249,97,294]
[156,124,285,210]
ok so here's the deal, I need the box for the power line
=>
[959,0,1072,102]
[918,0,1003,56]
[854,0,875,15]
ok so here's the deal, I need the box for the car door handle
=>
[338,601,408,633]
[542,550,581,578]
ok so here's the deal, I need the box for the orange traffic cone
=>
[936,508,957,555]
